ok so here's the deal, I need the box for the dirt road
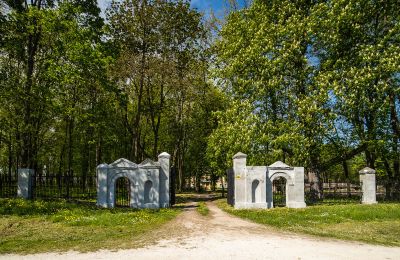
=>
[3,196,400,260]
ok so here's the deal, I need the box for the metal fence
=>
[376,180,400,201]
[0,174,18,198]
[305,181,363,205]
[31,173,97,200]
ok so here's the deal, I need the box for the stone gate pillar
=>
[233,152,247,209]
[97,164,109,208]
[158,152,171,208]
[17,169,35,199]
[359,167,377,204]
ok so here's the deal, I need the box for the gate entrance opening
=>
[115,177,131,207]
[272,177,287,207]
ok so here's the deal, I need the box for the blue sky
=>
[98,0,247,18]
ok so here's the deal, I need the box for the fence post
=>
[359,167,377,204]
[17,169,35,199]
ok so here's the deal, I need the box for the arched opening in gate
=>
[115,177,131,207]
[272,177,287,207]
[252,179,261,203]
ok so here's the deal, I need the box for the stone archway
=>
[269,171,293,208]
[272,176,287,207]
[96,154,171,209]
[109,172,137,208]
[115,176,131,207]
[230,153,306,209]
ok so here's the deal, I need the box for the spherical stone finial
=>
[233,152,247,159]
[158,152,171,159]
[359,167,376,174]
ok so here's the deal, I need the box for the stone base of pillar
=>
[234,202,269,209]
[287,201,307,208]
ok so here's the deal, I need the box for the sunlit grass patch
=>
[196,201,209,216]
[217,199,400,246]
[0,199,180,254]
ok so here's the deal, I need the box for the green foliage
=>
[0,199,180,253]
[0,0,223,192]
[208,0,400,184]
[218,199,400,246]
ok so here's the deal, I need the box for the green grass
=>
[196,202,209,216]
[217,199,400,246]
[0,199,180,254]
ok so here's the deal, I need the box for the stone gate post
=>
[359,167,377,204]
[17,169,35,199]
[96,164,109,207]
[158,152,170,208]
[233,152,247,209]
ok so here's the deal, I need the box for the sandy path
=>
[3,196,400,260]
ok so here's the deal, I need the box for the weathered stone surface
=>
[268,161,293,170]
[158,152,170,208]
[233,152,247,159]
[17,169,34,199]
[232,154,306,209]
[359,167,377,204]
[96,153,170,209]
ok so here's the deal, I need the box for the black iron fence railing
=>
[0,174,18,198]
[31,173,97,200]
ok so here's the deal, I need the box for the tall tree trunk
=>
[21,7,42,169]
[342,160,351,197]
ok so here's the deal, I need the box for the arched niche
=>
[144,180,153,204]
[251,179,261,203]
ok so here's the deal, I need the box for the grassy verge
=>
[196,202,209,216]
[0,199,180,254]
[217,199,400,246]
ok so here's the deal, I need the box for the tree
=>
[107,0,218,191]
[209,0,400,197]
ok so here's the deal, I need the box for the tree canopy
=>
[0,0,399,193]
[208,0,400,190]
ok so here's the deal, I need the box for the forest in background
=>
[0,0,399,195]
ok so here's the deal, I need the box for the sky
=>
[98,0,224,12]
[97,0,247,19]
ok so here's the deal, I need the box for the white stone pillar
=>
[359,167,377,204]
[17,169,35,199]
[287,167,307,208]
[158,152,170,208]
[233,152,247,209]
[96,164,109,208]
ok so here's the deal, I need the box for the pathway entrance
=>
[3,194,400,260]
